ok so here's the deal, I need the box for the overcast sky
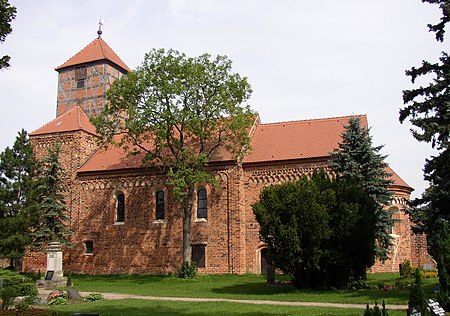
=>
[0,0,445,198]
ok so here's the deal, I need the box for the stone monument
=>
[40,241,68,289]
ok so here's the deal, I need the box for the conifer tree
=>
[400,1,450,308]
[0,130,37,268]
[31,143,72,248]
[329,117,394,261]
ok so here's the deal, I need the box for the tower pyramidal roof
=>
[55,36,130,72]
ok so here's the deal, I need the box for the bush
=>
[48,296,68,306]
[84,293,103,302]
[0,269,38,310]
[364,301,389,316]
[400,260,413,279]
[0,286,18,310]
[408,268,426,313]
[177,262,196,279]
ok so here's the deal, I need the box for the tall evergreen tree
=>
[31,143,72,248]
[0,0,17,69]
[329,117,393,261]
[0,130,37,268]
[400,0,450,308]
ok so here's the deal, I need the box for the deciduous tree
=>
[93,49,254,267]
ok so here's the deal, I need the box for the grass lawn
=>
[18,272,437,315]
[59,272,438,306]
[50,299,408,316]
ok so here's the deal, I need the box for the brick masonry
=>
[23,130,433,275]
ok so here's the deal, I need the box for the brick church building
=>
[23,34,431,275]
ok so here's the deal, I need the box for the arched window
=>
[116,192,125,223]
[387,206,399,235]
[156,190,165,220]
[197,188,207,219]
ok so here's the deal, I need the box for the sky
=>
[0,0,445,198]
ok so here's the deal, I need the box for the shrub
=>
[0,286,18,310]
[364,301,389,316]
[400,260,413,279]
[177,262,197,279]
[84,293,103,302]
[48,296,68,306]
[408,268,426,313]
[0,269,38,310]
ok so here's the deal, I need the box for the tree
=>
[31,143,72,248]
[0,130,37,269]
[92,49,253,267]
[252,171,377,289]
[0,0,17,69]
[400,0,450,308]
[329,117,394,262]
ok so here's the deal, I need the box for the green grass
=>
[63,272,439,305]
[50,299,407,316]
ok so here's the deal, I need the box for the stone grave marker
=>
[427,299,446,316]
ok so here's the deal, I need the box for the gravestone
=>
[407,307,422,316]
[67,288,82,301]
[39,242,68,289]
[427,299,446,316]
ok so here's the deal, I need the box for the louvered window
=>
[75,65,87,89]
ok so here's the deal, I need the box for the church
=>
[22,33,430,275]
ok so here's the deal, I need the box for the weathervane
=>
[97,17,105,37]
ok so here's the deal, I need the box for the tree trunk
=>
[182,185,195,264]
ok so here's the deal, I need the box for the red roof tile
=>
[77,113,411,190]
[30,106,97,136]
[244,115,368,163]
[386,166,412,190]
[55,37,130,72]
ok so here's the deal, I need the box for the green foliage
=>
[48,296,68,306]
[92,48,254,264]
[400,260,413,279]
[84,292,103,302]
[0,129,38,267]
[0,0,16,69]
[252,171,377,289]
[177,262,197,279]
[408,268,426,314]
[330,117,394,262]
[0,269,37,310]
[364,301,389,316]
[31,143,72,248]
[400,1,450,310]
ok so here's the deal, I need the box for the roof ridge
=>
[259,114,366,126]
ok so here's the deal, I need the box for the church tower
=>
[54,31,130,117]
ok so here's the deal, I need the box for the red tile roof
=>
[30,106,97,136]
[244,115,367,163]
[75,114,411,190]
[55,37,130,72]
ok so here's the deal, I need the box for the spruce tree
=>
[0,130,37,268]
[31,143,72,248]
[400,1,450,307]
[329,117,394,261]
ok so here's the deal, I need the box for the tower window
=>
[75,65,87,89]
